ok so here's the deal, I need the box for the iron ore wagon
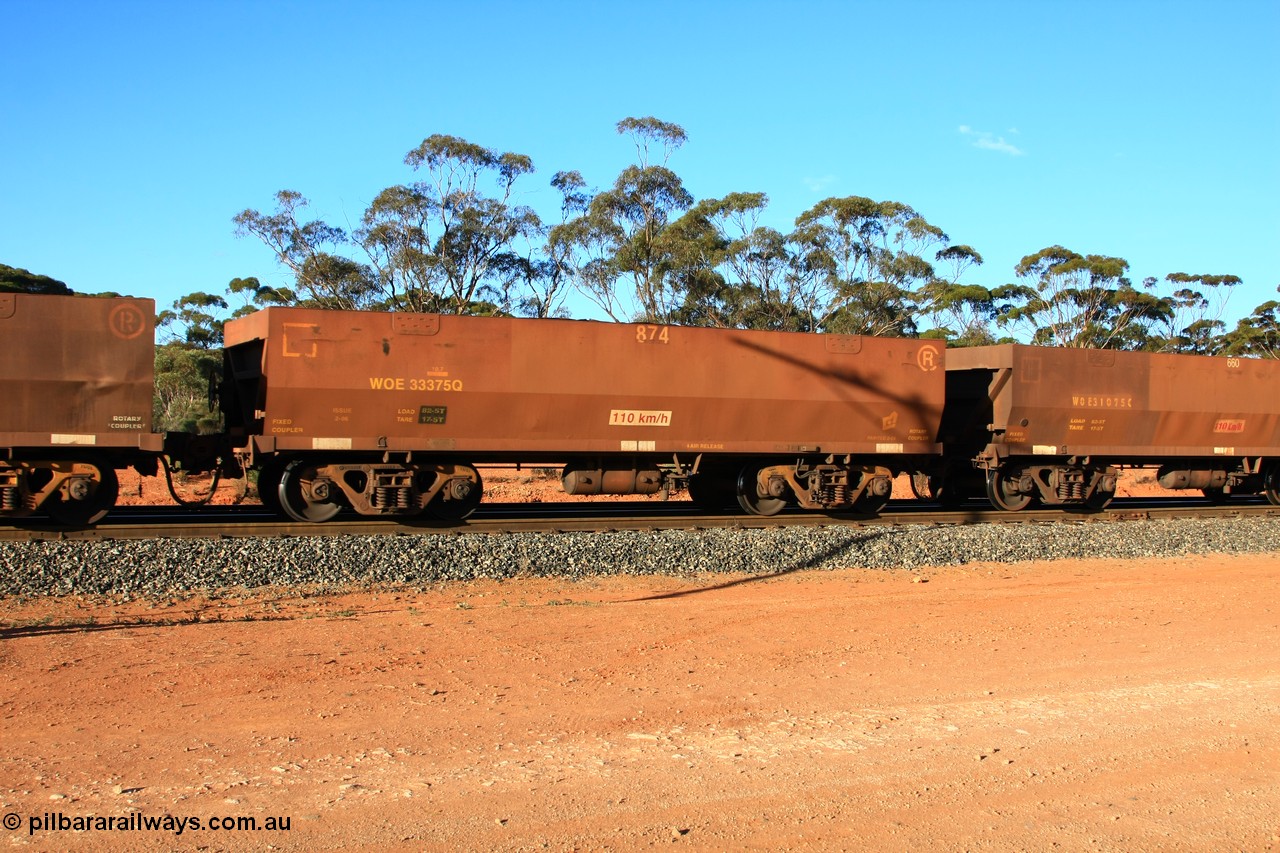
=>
[220,308,947,521]
[942,344,1280,510]
[0,293,160,523]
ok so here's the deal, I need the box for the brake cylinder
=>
[562,468,663,495]
[1156,467,1227,490]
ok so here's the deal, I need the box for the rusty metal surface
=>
[223,309,946,460]
[0,294,159,452]
[946,344,1280,459]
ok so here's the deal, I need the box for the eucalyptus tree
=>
[154,279,299,432]
[233,191,375,310]
[1224,285,1280,358]
[154,290,228,434]
[235,135,544,316]
[551,117,694,322]
[224,276,296,319]
[357,134,541,315]
[157,291,229,348]
[788,196,959,337]
[497,170,592,319]
[993,246,1170,349]
[153,342,223,433]
[912,245,997,346]
[667,192,810,331]
[0,263,73,295]
[1146,272,1242,353]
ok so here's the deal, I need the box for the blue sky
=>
[3,0,1277,328]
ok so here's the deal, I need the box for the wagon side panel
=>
[0,293,156,450]
[949,345,1280,460]
[230,309,946,459]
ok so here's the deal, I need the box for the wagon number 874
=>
[636,325,670,344]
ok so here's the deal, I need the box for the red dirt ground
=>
[4,469,1275,850]
[1,554,1277,850]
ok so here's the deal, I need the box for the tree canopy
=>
[228,117,1264,355]
[20,132,1272,440]
[28,112,1275,428]
[0,264,74,295]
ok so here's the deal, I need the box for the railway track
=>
[3,497,1277,543]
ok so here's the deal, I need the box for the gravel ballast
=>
[2,517,1279,597]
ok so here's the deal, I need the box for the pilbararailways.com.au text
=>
[9,810,291,836]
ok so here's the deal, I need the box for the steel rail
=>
[2,498,1277,543]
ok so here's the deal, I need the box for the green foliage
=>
[360,134,542,314]
[227,276,295,318]
[0,263,73,294]
[993,246,1172,349]
[157,291,228,347]
[914,246,997,346]
[154,342,221,433]
[236,136,546,317]
[157,278,295,348]
[227,125,1250,357]
[233,190,375,310]
[1147,272,1242,353]
[1223,285,1280,358]
[615,116,688,168]
[231,122,985,336]
[993,253,1248,353]
[495,170,590,319]
[789,196,965,337]
[152,283,283,435]
[667,193,810,331]
[549,117,694,322]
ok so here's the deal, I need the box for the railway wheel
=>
[427,466,483,521]
[985,467,1034,512]
[736,466,787,516]
[278,459,341,523]
[45,465,119,526]
[688,471,736,512]
[255,457,287,517]
[1264,463,1280,506]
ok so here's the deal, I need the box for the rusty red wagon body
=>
[0,292,160,523]
[221,308,946,520]
[11,293,1277,527]
[944,344,1280,509]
